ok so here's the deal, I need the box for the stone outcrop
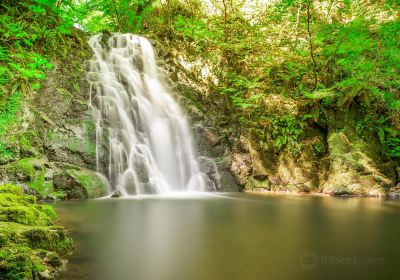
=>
[0,31,108,199]
[320,109,396,196]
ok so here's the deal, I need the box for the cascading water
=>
[86,33,213,195]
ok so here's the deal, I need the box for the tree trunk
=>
[307,0,318,91]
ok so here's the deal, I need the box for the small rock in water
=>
[38,271,52,279]
[111,190,123,198]
[388,191,400,199]
[43,195,56,203]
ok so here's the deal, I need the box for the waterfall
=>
[86,33,213,195]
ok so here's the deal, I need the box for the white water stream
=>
[86,33,213,195]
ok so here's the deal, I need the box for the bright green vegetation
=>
[143,0,399,159]
[9,158,54,195]
[3,0,396,160]
[0,1,398,194]
[0,184,72,279]
[0,1,398,276]
[75,0,155,33]
[0,0,76,160]
[66,168,108,199]
[2,158,108,199]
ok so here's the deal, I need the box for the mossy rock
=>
[0,184,72,279]
[328,132,352,154]
[67,169,108,198]
[53,167,108,199]
[245,177,270,190]
[0,246,46,280]
[23,226,72,251]
[0,184,23,196]
[0,192,57,227]
[1,158,108,200]
[3,158,54,196]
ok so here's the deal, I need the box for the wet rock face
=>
[229,115,396,196]
[198,156,222,191]
[231,153,252,188]
[388,183,400,199]
[229,131,325,193]
[53,171,87,199]
[32,56,96,170]
[179,101,239,192]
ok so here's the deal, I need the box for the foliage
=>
[386,137,400,157]
[0,0,75,162]
[220,72,261,109]
[75,0,156,33]
[0,0,398,160]
[146,0,399,157]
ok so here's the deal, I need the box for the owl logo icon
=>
[300,253,318,270]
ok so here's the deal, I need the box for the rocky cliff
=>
[0,31,108,200]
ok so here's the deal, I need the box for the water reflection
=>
[57,194,400,280]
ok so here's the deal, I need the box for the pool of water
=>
[56,193,400,280]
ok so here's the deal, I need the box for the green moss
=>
[67,169,107,198]
[20,135,32,151]
[52,191,67,200]
[7,158,54,195]
[23,227,72,251]
[0,184,23,195]
[0,142,15,162]
[0,194,36,208]
[47,130,54,140]
[45,251,62,267]
[11,158,36,178]
[66,137,96,157]
[39,204,57,221]
[64,119,96,157]
[0,205,40,225]
[57,88,74,100]
[0,195,57,226]
[0,246,45,280]
[245,177,270,190]
[0,184,72,279]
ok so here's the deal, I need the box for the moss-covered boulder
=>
[53,167,109,199]
[0,184,72,280]
[2,158,54,196]
[321,130,394,196]
[321,109,396,196]
[0,159,109,200]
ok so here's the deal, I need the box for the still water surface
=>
[56,193,400,280]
